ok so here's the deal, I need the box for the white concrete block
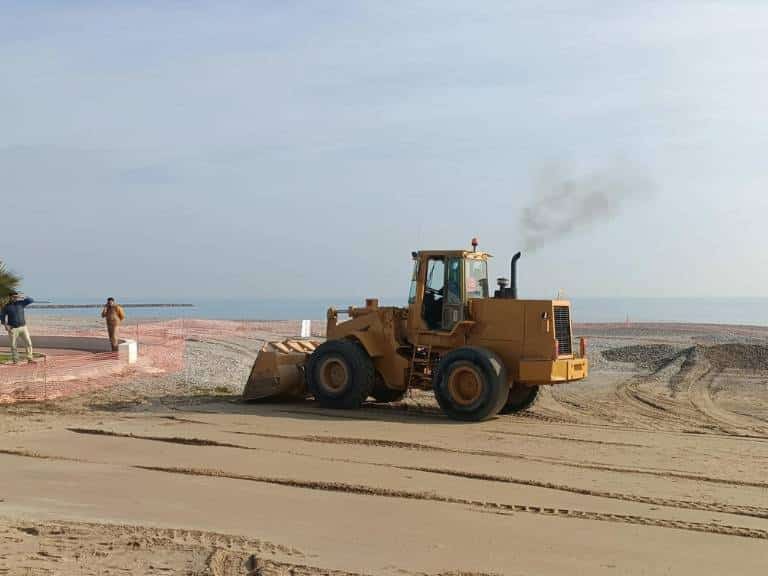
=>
[118,339,138,364]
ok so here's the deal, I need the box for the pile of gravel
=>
[601,342,768,372]
[601,344,681,370]
[704,344,768,370]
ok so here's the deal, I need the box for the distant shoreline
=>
[21,314,768,333]
[23,297,768,326]
[29,303,194,309]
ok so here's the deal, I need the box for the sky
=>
[1,0,767,302]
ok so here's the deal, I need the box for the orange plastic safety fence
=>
[0,318,325,404]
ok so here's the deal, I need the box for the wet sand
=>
[0,321,767,574]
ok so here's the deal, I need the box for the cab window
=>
[465,259,489,299]
[425,258,445,293]
[408,260,419,304]
[445,257,462,306]
[422,257,445,330]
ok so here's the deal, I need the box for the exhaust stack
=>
[510,251,521,299]
[495,251,522,299]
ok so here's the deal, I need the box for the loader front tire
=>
[433,347,508,421]
[499,383,539,414]
[307,340,375,409]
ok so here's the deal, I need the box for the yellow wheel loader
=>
[243,242,588,421]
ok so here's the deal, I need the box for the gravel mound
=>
[601,344,680,369]
[704,344,768,370]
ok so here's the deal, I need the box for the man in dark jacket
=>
[1,291,35,363]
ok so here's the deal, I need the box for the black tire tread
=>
[433,346,508,421]
[499,383,540,414]
[306,339,375,409]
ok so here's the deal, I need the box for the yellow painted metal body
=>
[242,249,588,401]
[326,301,411,396]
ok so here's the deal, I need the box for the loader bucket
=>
[242,340,322,401]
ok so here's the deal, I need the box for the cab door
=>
[441,257,464,330]
[421,257,445,330]
[418,256,464,331]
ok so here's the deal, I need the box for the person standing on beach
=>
[101,297,126,352]
[1,291,35,363]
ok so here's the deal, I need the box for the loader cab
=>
[408,250,490,333]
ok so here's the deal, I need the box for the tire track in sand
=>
[135,465,768,541]
[615,376,707,431]
[66,427,768,490]
[586,343,768,437]
[229,430,768,489]
[688,370,768,436]
[270,449,768,521]
[1,516,316,576]
[0,448,82,462]
[67,428,255,450]
[483,429,646,448]
[383,464,768,520]
[8,438,766,522]
[612,352,710,431]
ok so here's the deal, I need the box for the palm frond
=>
[0,261,21,305]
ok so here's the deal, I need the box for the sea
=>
[26,297,768,326]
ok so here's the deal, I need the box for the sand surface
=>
[1,320,767,574]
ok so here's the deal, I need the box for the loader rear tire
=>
[433,347,508,421]
[307,340,375,409]
[499,383,539,414]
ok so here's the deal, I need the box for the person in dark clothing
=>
[1,291,35,363]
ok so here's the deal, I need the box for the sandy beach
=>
[1,318,767,575]
[7,1,768,573]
